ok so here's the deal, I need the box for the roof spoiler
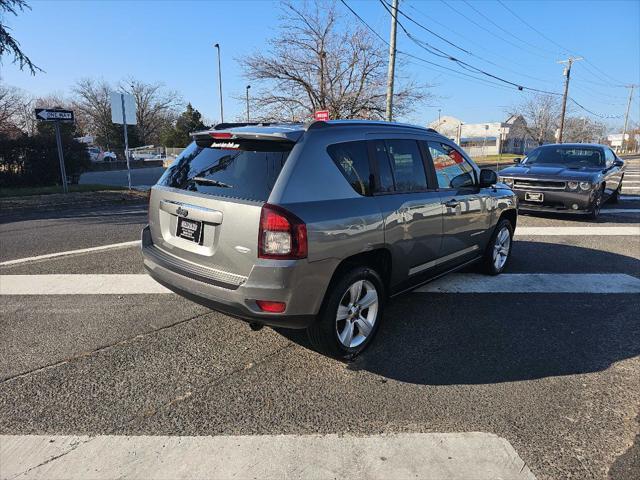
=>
[191,123,305,146]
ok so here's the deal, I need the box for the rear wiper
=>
[192,177,233,188]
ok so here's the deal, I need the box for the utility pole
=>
[385,0,399,122]
[246,85,251,122]
[621,84,637,153]
[214,43,224,123]
[557,56,582,143]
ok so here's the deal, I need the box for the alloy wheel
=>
[492,226,511,271]
[335,279,379,349]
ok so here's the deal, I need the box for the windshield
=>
[522,146,604,168]
[157,140,292,201]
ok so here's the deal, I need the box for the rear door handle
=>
[444,199,460,208]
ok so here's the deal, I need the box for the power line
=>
[385,0,560,86]
[378,0,562,95]
[338,0,521,92]
[439,0,551,60]
[496,0,628,87]
[568,97,624,119]
[341,0,624,122]
[461,0,560,57]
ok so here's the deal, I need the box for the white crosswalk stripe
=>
[515,226,639,236]
[2,273,639,295]
[414,273,640,294]
[0,433,534,480]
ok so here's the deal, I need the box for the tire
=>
[481,218,514,275]
[588,187,604,220]
[307,266,385,360]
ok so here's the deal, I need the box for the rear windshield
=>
[157,140,292,201]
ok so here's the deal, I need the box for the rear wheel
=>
[481,219,514,275]
[307,266,384,359]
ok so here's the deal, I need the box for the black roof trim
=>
[306,120,440,134]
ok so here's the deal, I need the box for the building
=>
[606,133,633,153]
[428,115,537,157]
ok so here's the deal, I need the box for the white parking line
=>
[414,273,640,294]
[0,433,535,480]
[601,209,640,214]
[515,226,639,236]
[0,241,140,267]
[0,274,169,295]
[2,273,639,295]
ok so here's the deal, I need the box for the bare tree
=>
[0,0,41,74]
[508,94,561,145]
[562,116,607,144]
[240,0,428,122]
[0,83,39,136]
[72,78,113,143]
[119,78,182,145]
[0,83,23,131]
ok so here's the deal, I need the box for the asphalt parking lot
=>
[1,158,639,479]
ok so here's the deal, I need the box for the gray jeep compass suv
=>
[142,120,517,358]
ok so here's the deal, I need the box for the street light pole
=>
[246,85,251,122]
[214,43,224,123]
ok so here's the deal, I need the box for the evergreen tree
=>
[161,104,207,147]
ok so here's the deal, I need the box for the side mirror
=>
[513,157,522,163]
[479,168,498,188]
[614,159,624,167]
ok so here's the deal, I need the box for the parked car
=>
[141,121,517,358]
[498,143,625,219]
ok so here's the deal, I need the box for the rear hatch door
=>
[148,132,296,279]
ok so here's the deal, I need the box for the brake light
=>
[210,132,233,139]
[258,203,307,259]
[256,300,286,313]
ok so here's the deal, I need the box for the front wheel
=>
[588,188,603,220]
[307,266,384,359]
[481,219,514,275]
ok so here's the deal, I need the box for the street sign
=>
[314,110,330,121]
[110,93,136,125]
[35,108,74,122]
[34,108,74,193]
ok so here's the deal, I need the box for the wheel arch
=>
[322,248,392,305]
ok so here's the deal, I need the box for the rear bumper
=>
[514,188,595,214]
[140,226,319,329]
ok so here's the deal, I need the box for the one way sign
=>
[35,108,74,122]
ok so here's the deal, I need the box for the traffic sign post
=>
[34,109,75,194]
[110,93,136,190]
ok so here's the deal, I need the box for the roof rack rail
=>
[306,120,437,133]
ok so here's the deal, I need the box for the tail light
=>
[256,300,286,313]
[258,203,307,259]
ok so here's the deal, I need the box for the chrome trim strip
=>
[409,245,480,276]
[160,200,223,224]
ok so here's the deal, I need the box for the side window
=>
[385,139,429,192]
[371,140,395,193]
[327,141,372,196]
[427,142,476,189]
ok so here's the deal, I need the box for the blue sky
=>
[2,0,639,128]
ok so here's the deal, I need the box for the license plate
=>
[525,192,544,202]
[176,216,203,243]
